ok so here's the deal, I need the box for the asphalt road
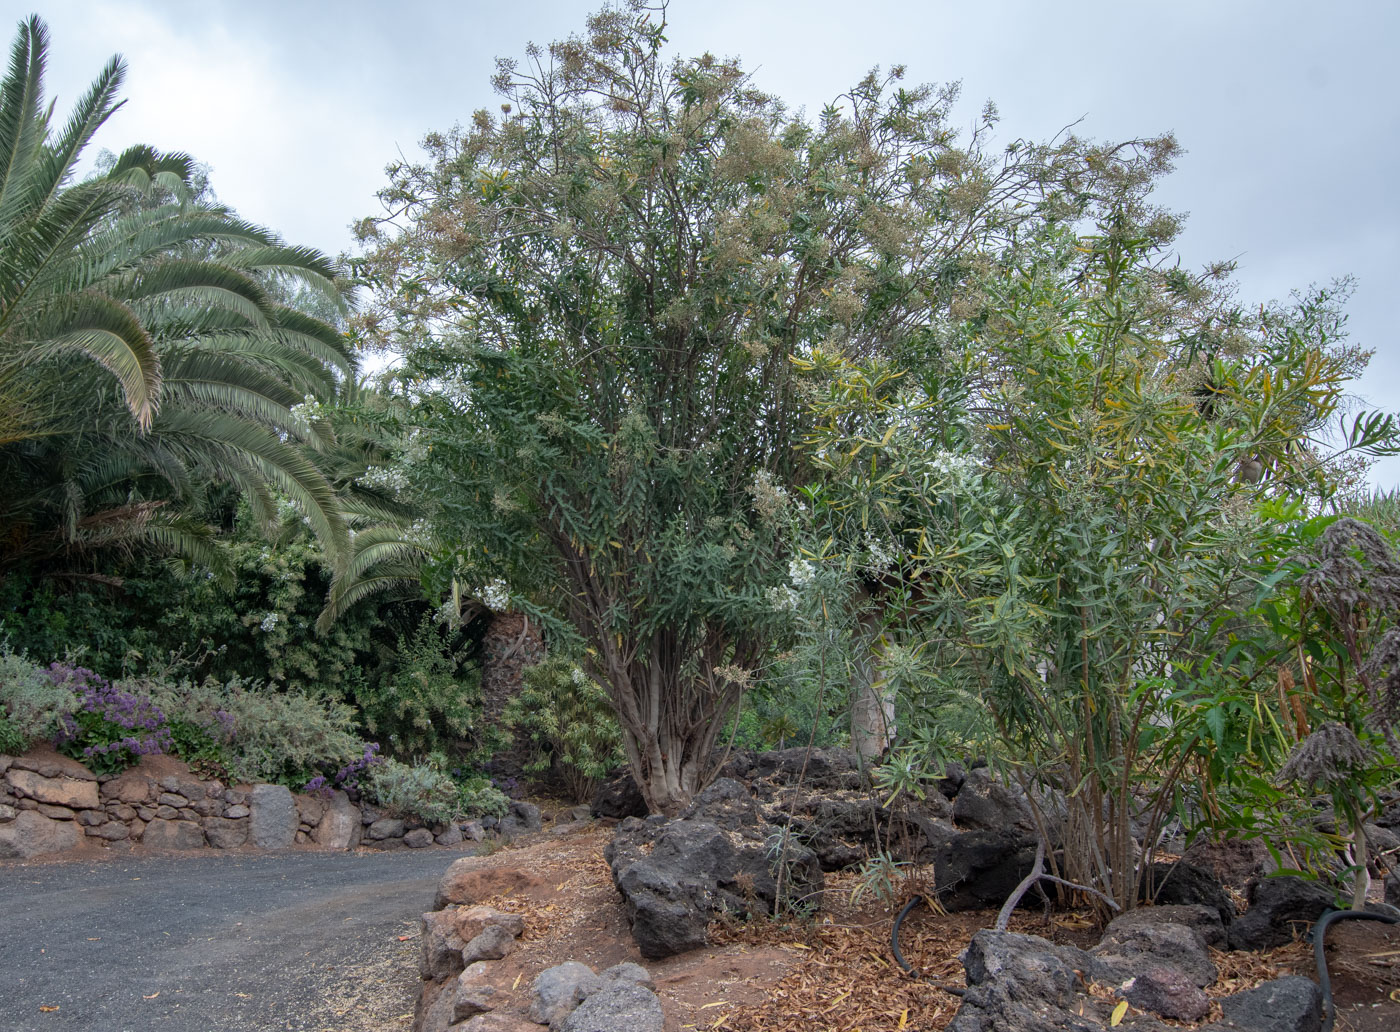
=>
[0,848,467,1032]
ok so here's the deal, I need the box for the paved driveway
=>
[0,848,464,1032]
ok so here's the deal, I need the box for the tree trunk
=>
[850,609,895,763]
[600,629,747,816]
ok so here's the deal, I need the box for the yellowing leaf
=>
[1110,1000,1129,1026]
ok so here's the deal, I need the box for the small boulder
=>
[1124,965,1212,1022]
[248,784,297,849]
[0,810,79,858]
[6,769,99,810]
[962,930,1090,1009]
[530,961,602,1025]
[751,747,866,791]
[1229,877,1336,951]
[436,824,464,847]
[421,912,469,981]
[591,772,648,820]
[1183,835,1273,888]
[405,828,435,848]
[599,962,652,991]
[435,862,547,910]
[1090,919,1216,990]
[605,781,824,959]
[452,979,500,1024]
[9,748,95,780]
[420,912,522,983]
[311,791,362,849]
[452,906,525,943]
[919,824,1039,912]
[951,769,1035,835]
[1212,975,1323,1032]
[1105,904,1227,948]
[141,818,206,850]
[461,924,518,965]
[368,817,407,840]
[101,771,154,805]
[295,793,327,827]
[947,930,1100,1032]
[203,816,248,849]
[498,801,542,838]
[556,984,664,1032]
[1142,860,1235,926]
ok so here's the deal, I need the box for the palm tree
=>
[0,16,354,578]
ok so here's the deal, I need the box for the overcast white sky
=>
[28,0,1400,485]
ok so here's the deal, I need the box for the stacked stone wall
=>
[0,748,469,861]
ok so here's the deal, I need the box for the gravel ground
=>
[0,847,469,1032]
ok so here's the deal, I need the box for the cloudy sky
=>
[30,0,1399,484]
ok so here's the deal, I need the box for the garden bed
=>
[406,820,1400,1032]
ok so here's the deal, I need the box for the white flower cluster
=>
[401,426,429,465]
[751,469,790,524]
[436,598,460,629]
[863,533,900,575]
[290,394,325,422]
[788,557,816,588]
[928,449,982,490]
[569,666,588,688]
[259,613,279,633]
[406,518,434,546]
[765,584,800,612]
[481,578,511,612]
[362,465,409,492]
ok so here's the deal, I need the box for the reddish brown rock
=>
[435,862,548,910]
[8,747,96,781]
[0,810,79,858]
[101,770,155,805]
[203,817,248,849]
[452,906,525,943]
[141,819,206,850]
[7,769,100,809]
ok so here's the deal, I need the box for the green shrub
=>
[457,774,510,820]
[0,651,75,750]
[352,616,496,761]
[503,656,624,802]
[365,757,462,825]
[140,674,364,787]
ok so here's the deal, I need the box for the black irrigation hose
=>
[1313,907,1400,1032]
[892,894,966,997]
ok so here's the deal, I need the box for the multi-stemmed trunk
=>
[591,624,755,816]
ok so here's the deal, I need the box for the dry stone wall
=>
[0,748,463,861]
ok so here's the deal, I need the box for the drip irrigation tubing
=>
[1313,906,1399,1032]
[891,894,965,996]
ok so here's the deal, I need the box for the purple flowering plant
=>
[49,663,174,775]
[305,742,382,798]
[47,663,232,778]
